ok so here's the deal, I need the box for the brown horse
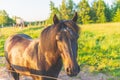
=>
[4,12,80,80]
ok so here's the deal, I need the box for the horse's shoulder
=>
[24,39,40,63]
[25,39,39,54]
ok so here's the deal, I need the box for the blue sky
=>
[0,0,114,21]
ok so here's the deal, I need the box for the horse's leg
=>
[5,60,12,78]
[6,62,20,80]
[11,71,19,80]
[9,67,19,80]
[5,53,20,80]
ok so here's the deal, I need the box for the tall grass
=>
[0,22,120,76]
[78,22,120,76]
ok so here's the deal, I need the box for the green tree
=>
[113,8,120,22]
[12,16,17,23]
[113,0,120,11]
[78,0,91,24]
[92,0,106,23]
[111,0,120,21]
[90,1,97,23]
[47,1,60,24]
[0,10,9,26]
[66,0,75,19]
[104,4,112,22]
[7,17,14,26]
[59,0,69,19]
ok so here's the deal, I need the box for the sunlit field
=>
[78,22,120,76]
[0,22,120,76]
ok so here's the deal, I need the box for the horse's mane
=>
[40,20,79,53]
[40,24,58,53]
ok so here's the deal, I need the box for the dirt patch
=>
[0,57,119,80]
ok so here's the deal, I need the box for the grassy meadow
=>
[78,22,120,76]
[0,22,120,76]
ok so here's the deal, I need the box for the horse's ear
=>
[53,14,59,24]
[72,12,78,22]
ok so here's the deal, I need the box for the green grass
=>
[0,22,120,76]
[78,22,120,76]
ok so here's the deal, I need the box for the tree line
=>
[0,10,14,27]
[0,0,120,26]
[0,10,45,27]
[47,0,120,24]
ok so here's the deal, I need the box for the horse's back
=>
[4,34,32,52]
[17,34,32,39]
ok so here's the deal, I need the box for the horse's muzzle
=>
[66,65,80,77]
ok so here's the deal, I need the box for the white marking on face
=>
[62,27,73,36]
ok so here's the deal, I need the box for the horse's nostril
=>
[66,67,70,73]
[66,67,73,75]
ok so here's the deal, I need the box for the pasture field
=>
[78,22,120,76]
[0,22,120,77]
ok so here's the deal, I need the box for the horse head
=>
[54,12,80,76]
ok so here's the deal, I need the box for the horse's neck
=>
[38,42,62,71]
